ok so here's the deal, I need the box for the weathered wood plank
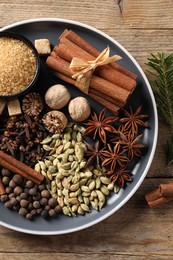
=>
[0,0,119,29]
[122,0,173,29]
[0,0,172,30]
[0,253,172,260]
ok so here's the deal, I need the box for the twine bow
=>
[69,47,122,94]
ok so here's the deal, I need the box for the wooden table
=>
[0,1,173,259]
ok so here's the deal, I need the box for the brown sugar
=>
[0,36,37,96]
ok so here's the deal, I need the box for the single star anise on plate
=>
[109,167,133,188]
[101,143,129,171]
[119,132,145,160]
[83,108,117,143]
[84,140,105,168]
[120,106,149,135]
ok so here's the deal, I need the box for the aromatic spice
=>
[83,108,117,143]
[0,36,37,96]
[42,110,67,134]
[45,84,71,109]
[36,123,115,216]
[68,97,91,122]
[120,106,149,135]
[0,169,61,219]
[0,114,48,167]
[22,92,44,116]
[83,106,148,188]
[84,141,105,168]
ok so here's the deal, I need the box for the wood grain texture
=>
[1,0,173,259]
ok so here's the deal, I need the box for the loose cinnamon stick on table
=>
[59,29,137,80]
[159,183,173,197]
[0,151,44,185]
[145,183,173,208]
[55,38,136,92]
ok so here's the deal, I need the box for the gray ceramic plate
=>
[0,18,158,235]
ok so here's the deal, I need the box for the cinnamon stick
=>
[88,92,119,114]
[159,183,173,197]
[145,183,173,208]
[55,38,136,92]
[0,178,5,195]
[46,55,129,104]
[54,71,120,112]
[59,29,137,80]
[0,151,44,185]
[147,196,173,209]
[89,88,124,108]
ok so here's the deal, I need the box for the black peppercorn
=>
[48,209,56,217]
[9,180,16,188]
[14,186,23,195]
[8,193,16,199]
[6,187,12,194]
[20,199,29,208]
[41,190,50,198]
[41,210,49,219]
[33,201,40,209]
[25,180,34,189]
[26,213,33,220]
[12,175,23,185]
[54,205,62,213]
[38,184,46,191]
[30,209,37,216]
[4,201,12,208]
[40,197,48,206]
[19,207,28,216]
[1,168,11,177]
[29,187,37,196]
[9,197,17,206]
[48,198,57,208]
[0,194,8,203]
[20,192,28,200]
[2,176,10,186]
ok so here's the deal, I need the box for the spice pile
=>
[0,36,37,96]
[0,31,149,220]
[0,168,61,219]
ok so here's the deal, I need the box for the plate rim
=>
[0,17,158,235]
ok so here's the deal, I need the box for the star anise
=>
[119,132,145,160]
[120,106,149,135]
[101,143,129,171]
[84,140,105,168]
[109,124,129,144]
[109,167,133,188]
[83,108,117,143]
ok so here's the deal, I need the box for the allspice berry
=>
[45,84,71,109]
[68,96,91,122]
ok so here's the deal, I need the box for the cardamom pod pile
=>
[35,122,118,216]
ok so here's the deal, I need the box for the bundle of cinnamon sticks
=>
[145,182,173,208]
[46,29,137,113]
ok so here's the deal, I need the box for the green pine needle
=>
[146,52,173,165]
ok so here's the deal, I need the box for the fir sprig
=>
[146,52,173,165]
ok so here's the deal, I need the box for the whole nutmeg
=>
[45,84,71,109]
[68,97,91,122]
[42,110,68,134]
